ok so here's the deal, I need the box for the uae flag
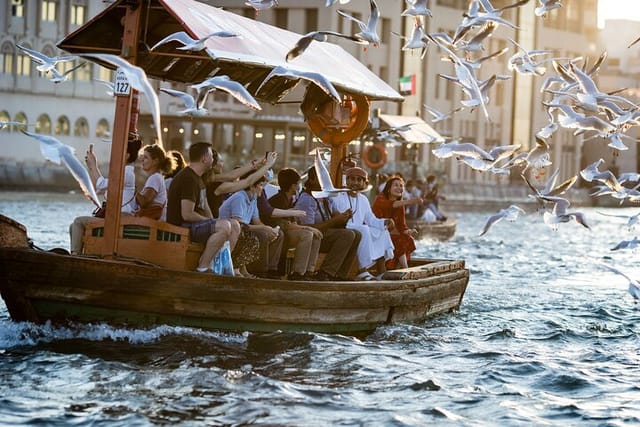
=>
[399,74,416,96]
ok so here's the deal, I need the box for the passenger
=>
[218,173,282,278]
[330,167,395,281]
[164,150,185,191]
[69,133,141,255]
[267,168,322,281]
[166,142,240,274]
[423,174,447,221]
[255,174,307,278]
[135,144,176,221]
[372,176,420,269]
[205,151,277,219]
[404,179,422,220]
[295,166,362,281]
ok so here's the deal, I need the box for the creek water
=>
[1,191,639,426]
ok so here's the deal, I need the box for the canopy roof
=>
[378,114,444,144]
[58,0,403,104]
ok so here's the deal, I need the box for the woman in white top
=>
[69,133,142,254]
[136,144,176,221]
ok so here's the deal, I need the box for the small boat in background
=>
[408,218,457,241]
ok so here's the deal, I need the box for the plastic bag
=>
[212,241,235,276]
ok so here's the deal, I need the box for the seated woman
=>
[69,133,141,255]
[135,144,176,221]
[164,150,185,191]
[372,175,421,269]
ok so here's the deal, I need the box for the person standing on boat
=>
[330,167,395,281]
[68,133,141,255]
[267,168,322,281]
[135,144,176,221]
[295,166,362,281]
[166,142,240,274]
[372,176,420,269]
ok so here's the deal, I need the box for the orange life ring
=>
[303,88,370,147]
[362,144,387,169]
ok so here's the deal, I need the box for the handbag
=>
[92,201,107,218]
[134,204,164,220]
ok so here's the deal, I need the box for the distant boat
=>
[408,217,457,241]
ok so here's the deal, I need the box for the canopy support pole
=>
[101,3,143,257]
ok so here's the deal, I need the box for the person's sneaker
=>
[288,272,310,281]
[312,270,336,281]
[355,271,376,281]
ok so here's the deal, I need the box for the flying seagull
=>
[479,204,526,236]
[21,130,100,208]
[256,65,340,103]
[312,148,349,197]
[16,44,77,74]
[149,31,238,52]
[191,75,262,111]
[286,30,365,62]
[79,53,163,147]
[599,263,640,301]
[159,87,209,117]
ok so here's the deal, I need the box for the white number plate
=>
[114,69,131,95]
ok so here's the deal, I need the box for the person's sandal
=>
[355,271,376,281]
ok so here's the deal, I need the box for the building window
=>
[305,8,318,33]
[275,9,287,29]
[74,117,89,137]
[13,112,28,132]
[55,115,70,135]
[36,114,52,134]
[17,48,31,76]
[11,0,24,18]
[1,44,14,74]
[0,111,10,133]
[96,118,110,138]
[41,0,57,22]
[70,3,85,26]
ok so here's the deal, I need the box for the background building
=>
[1,0,638,198]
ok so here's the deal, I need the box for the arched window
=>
[95,118,110,138]
[13,112,28,132]
[16,44,31,76]
[55,115,70,136]
[36,113,52,134]
[74,117,89,137]
[1,43,14,75]
[0,111,10,133]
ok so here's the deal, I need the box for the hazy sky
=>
[598,0,640,28]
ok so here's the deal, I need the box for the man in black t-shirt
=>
[167,142,240,273]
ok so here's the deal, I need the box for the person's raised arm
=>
[85,144,103,188]
[214,152,278,195]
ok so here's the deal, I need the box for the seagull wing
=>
[58,144,102,208]
[479,210,505,236]
[159,87,197,110]
[150,31,195,51]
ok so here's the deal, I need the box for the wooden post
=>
[101,4,143,257]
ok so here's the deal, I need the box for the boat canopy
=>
[378,114,444,144]
[58,0,403,104]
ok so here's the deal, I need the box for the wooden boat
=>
[408,218,457,241]
[0,0,469,335]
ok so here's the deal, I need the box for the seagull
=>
[628,35,640,49]
[540,195,590,230]
[79,53,163,147]
[21,130,101,208]
[535,0,562,17]
[286,30,365,62]
[423,104,463,123]
[479,204,525,236]
[256,65,340,103]
[47,61,87,83]
[580,159,623,193]
[337,0,381,47]
[16,44,78,74]
[402,0,432,17]
[522,168,578,210]
[325,0,352,6]
[432,140,493,161]
[599,263,640,301]
[610,236,640,252]
[245,0,278,11]
[522,136,552,173]
[0,121,32,129]
[312,148,349,197]
[159,87,208,117]
[191,75,262,111]
[391,17,429,56]
[94,79,115,97]
[597,210,640,231]
[149,30,238,52]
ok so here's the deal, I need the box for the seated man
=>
[295,166,361,280]
[166,142,239,274]
[330,167,394,281]
[267,168,322,281]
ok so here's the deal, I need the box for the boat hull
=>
[0,247,468,335]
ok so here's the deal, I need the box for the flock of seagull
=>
[5,0,640,300]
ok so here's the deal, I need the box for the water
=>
[1,191,639,426]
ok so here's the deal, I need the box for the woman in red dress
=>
[372,176,422,269]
